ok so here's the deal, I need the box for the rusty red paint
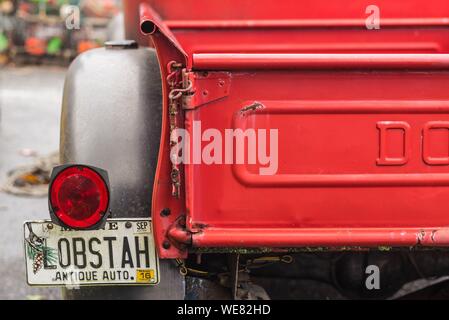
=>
[192,228,449,247]
[139,3,188,258]
[134,0,449,258]
[416,229,449,246]
[182,72,231,110]
[167,222,192,247]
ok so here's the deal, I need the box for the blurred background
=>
[0,0,122,299]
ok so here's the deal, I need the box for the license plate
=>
[24,219,159,287]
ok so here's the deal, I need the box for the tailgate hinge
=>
[166,66,231,197]
[166,62,192,198]
[182,71,231,110]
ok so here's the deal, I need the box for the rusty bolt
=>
[171,169,179,181]
[161,208,171,217]
[179,218,186,227]
[125,222,132,229]
[218,79,225,87]
[163,241,171,249]
[47,223,53,230]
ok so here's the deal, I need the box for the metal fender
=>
[60,42,184,299]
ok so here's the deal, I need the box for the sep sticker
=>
[136,269,155,283]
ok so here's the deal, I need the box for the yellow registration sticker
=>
[136,269,155,283]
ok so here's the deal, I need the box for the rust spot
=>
[427,228,449,246]
[240,101,264,115]
[167,224,192,246]
[416,230,426,245]
[431,230,437,242]
[190,223,209,232]
[415,229,449,246]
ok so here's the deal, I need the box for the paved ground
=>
[0,65,65,299]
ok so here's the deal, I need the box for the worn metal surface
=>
[132,0,449,257]
[60,47,184,299]
[139,3,189,259]
[184,71,449,248]
[182,71,231,110]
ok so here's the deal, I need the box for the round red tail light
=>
[49,165,109,229]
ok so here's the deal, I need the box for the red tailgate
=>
[136,0,449,258]
[184,63,449,248]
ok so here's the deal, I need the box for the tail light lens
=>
[49,165,110,229]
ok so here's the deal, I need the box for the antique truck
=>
[24,0,449,299]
